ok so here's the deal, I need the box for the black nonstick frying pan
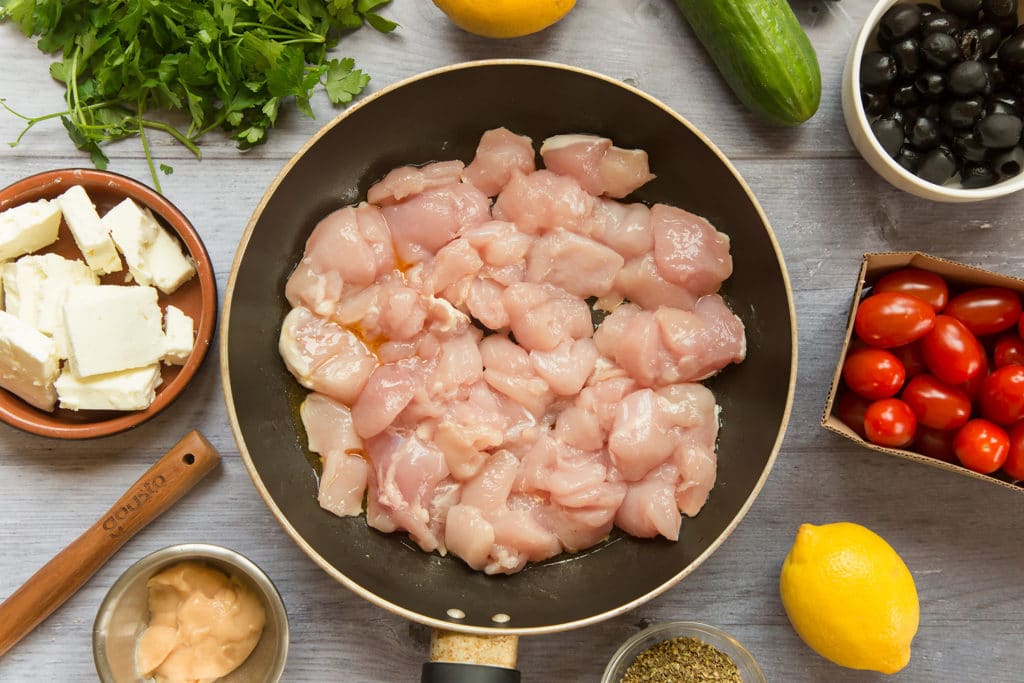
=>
[222,60,796,680]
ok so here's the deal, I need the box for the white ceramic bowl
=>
[842,0,1024,202]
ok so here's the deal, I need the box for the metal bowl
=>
[92,543,288,683]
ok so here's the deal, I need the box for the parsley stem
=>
[138,119,202,159]
[137,100,161,194]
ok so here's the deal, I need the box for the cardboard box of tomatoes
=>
[822,251,1024,495]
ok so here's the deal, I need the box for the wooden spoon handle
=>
[0,430,220,657]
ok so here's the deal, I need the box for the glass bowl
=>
[602,621,766,683]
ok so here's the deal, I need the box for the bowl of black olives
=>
[843,0,1024,201]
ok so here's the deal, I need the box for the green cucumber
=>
[674,0,821,126]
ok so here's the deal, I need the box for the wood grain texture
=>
[0,2,1022,681]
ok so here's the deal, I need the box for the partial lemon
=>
[780,522,919,675]
[432,0,576,39]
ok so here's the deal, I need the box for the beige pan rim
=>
[221,58,798,637]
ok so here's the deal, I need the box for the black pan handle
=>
[422,662,521,683]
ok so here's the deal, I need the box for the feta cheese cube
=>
[0,310,60,411]
[161,305,194,365]
[57,185,122,275]
[64,285,165,377]
[55,364,162,411]
[103,198,195,294]
[0,198,61,262]
[2,254,98,358]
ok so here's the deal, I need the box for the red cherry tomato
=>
[1004,421,1024,480]
[842,348,906,400]
[953,419,1010,474]
[993,333,1024,368]
[978,365,1024,425]
[913,426,957,462]
[920,315,986,385]
[854,293,936,349]
[864,398,917,448]
[835,390,871,438]
[901,374,972,430]
[946,287,1022,336]
[959,351,989,402]
[889,342,927,379]
[873,267,949,311]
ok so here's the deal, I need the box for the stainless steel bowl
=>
[93,543,289,683]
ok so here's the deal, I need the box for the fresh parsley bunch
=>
[0,0,395,190]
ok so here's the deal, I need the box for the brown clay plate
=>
[223,60,797,635]
[0,168,216,439]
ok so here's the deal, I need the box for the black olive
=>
[893,83,922,107]
[862,90,892,115]
[941,0,982,18]
[948,60,991,95]
[922,101,944,119]
[990,90,1022,112]
[892,38,923,77]
[872,117,908,157]
[976,24,1006,56]
[861,51,899,90]
[910,116,944,148]
[992,13,1020,34]
[954,130,991,159]
[883,108,910,126]
[986,99,1020,114]
[920,12,964,35]
[988,62,1008,91]
[916,70,948,97]
[999,33,1024,71]
[983,0,1017,18]
[991,144,1024,175]
[898,145,926,171]
[919,2,938,14]
[921,32,963,67]
[942,96,986,126]
[917,145,959,183]
[960,161,1000,185]
[977,111,1024,145]
[881,3,925,41]
[1011,72,1024,95]
[904,107,925,133]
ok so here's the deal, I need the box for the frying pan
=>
[222,60,796,680]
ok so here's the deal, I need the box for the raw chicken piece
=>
[466,277,510,330]
[428,330,484,400]
[487,509,562,573]
[608,388,676,481]
[614,253,697,311]
[462,220,533,267]
[614,463,683,541]
[381,183,490,264]
[553,404,604,452]
[279,307,377,405]
[333,274,432,343]
[651,204,732,297]
[525,229,624,298]
[592,304,664,387]
[463,128,536,197]
[657,383,719,516]
[300,393,369,517]
[576,375,637,433]
[529,338,598,396]
[540,134,655,198]
[445,505,495,570]
[460,450,519,512]
[480,334,554,417]
[655,295,746,381]
[492,170,595,235]
[537,503,616,553]
[318,452,370,517]
[351,358,434,438]
[367,160,465,206]
[425,239,484,294]
[581,198,653,259]
[502,282,593,352]
[428,479,463,555]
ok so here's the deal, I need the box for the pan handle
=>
[422,631,520,683]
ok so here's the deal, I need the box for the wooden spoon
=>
[0,430,220,657]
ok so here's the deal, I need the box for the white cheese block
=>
[55,363,162,411]
[64,285,165,377]
[161,305,194,365]
[57,185,122,275]
[0,198,62,262]
[103,198,195,294]
[2,254,99,358]
[0,310,60,411]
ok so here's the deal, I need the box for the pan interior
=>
[226,62,794,632]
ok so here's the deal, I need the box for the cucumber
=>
[674,0,821,126]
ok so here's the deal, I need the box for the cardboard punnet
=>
[821,251,1024,495]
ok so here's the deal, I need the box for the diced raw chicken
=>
[608,388,676,481]
[614,254,697,311]
[529,338,598,396]
[480,334,554,417]
[651,204,732,297]
[301,393,363,456]
[502,282,593,352]
[426,239,484,294]
[279,307,377,405]
[492,170,595,235]
[581,198,653,259]
[463,128,536,197]
[462,220,533,267]
[592,304,664,387]
[553,404,604,452]
[367,160,465,206]
[318,453,370,517]
[525,229,624,298]
[382,183,490,264]
[540,134,655,198]
[576,375,637,433]
[428,330,484,399]
[537,503,616,553]
[614,463,683,541]
[487,509,562,573]
[461,450,519,512]
[658,383,720,516]
[466,277,510,330]
[445,505,495,571]
[351,358,434,438]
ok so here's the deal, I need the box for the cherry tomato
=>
[864,398,917,448]
[953,419,1010,473]
[992,333,1024,368]
[978,365,1024,425]
[959,351,989,402]
[1003,421,1024,480]
[901,374,972,430]
[920,315,986,385]
[854,293,936,348]
[889,342,927,379]
[946,287,1022,336]
[842,348,906,400]
[873,267,949,311]
[835,390,871,438]
[913,426,957,462]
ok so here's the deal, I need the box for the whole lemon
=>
[779,522,919,675]
[431,0,576,39]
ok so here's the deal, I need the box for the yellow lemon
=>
[779,522,919,675]
[432,0,576,39]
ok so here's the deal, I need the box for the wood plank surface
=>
[1,2,1022,681]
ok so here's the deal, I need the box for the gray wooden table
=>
[1,2,1022,681]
